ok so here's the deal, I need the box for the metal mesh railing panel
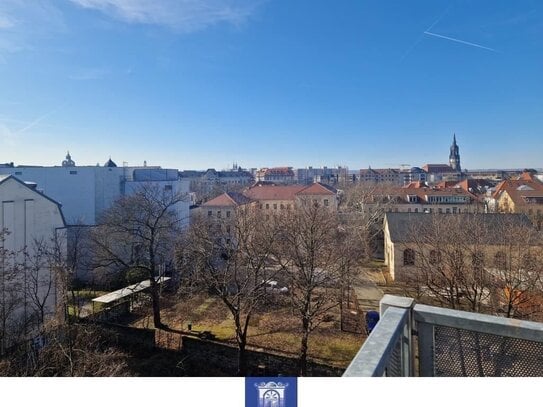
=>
[384,335,403,377]
[433,325,543,377]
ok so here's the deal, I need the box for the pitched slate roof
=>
[384,212,535,244]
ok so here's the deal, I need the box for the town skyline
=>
[1,1,542,170]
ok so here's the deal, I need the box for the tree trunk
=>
[149,282,164,329]
[299,319,310,376]
[237,339,247,376]
[235,312,249,376]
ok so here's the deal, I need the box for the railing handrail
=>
[343,307,408,377]
[414,304,543,343]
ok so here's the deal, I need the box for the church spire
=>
[449,134,461,172]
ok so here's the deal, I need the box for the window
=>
[414,208,419,213]
[280,203,284,209]
[266,204,270,210]
[207,210,212,217]
[324,199,329,207]
[446,208,451,214]
[226,226,231,234]
[273,203,277,210]
[217,210,221,218]
[164,185,172,191]
[403,249,415,266]
[70,170,77,175]
[260,204,263,209]
[287,204,291,210]
[452,207,457,214]
[226,211,231,218]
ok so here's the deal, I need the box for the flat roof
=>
[92,277,171,304]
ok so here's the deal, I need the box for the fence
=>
[343,294,543,377]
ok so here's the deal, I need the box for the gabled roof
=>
[0,174,66,226]
[385,212,535,244]
[492,177,543,203]
[297,182,337,195]
[201,192,252,207]
[244,184,306,200]
[404,181,427,189]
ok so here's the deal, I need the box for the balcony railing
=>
[343,295,543,377]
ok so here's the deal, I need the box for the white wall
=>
[0,166,190,226]
[0,167,96,224]
[0,177,66,340]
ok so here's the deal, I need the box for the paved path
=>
[353,269,384,311]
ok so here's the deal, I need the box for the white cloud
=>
[0,1,66,61]
[68,0,263,32]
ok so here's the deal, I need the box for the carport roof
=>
[92,277,170,304]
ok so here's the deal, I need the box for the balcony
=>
[343,295,543,377]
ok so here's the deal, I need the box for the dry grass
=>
[133,293,365,367]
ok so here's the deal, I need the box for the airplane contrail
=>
[424,31,496,52]
[399,4,453,62]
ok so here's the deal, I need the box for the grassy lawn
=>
[133,294,365,367]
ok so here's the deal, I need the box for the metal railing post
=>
[417,322,435,376]
[379,295,415,377]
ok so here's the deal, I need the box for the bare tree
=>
[23,239,55,329]
[181,207,279,375]
[275,201,343,376]
[488,220,543,320]
[0,322,131,377]
[405,214,542,317]
[341,182,398,259]
[405,215,493,311]
[91,183,187,328]
[0,229,24,355]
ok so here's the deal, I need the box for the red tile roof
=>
[297,182,337,195]
[264,167,295,176]
[201,192,252,207]
[244,185,306,200]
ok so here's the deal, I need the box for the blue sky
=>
[0,0,541,170]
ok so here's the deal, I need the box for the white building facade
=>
[0,154,190,226]
[0,175,67,348]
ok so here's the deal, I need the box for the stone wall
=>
[181,336,344,377]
